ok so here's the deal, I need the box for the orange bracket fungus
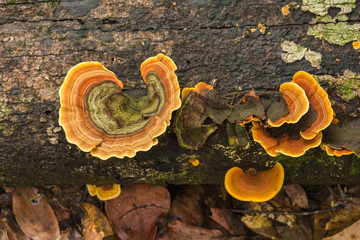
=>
[322,117,360,157]
[224,163,284,202]
[174,82,230,150]
[251,121,322,157]
[59,54,181,160]
[86,184,121,201]
[227,91,265,124]
[291,71,333,140]
[267,82,309,127]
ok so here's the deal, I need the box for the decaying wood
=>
[0,0,359,186]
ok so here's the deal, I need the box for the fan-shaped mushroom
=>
[59,54,181,160]
[224,163,284,202]
[251,121,322,157]
[268,82,309,127]
[292,71,333,140]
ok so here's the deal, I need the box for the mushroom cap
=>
[86,184,121,201]
[181,82,213,100]
[268,82,309,127]
[59,54,181,160]
[224,163,284,202]
[291,71,333,140]
[252,121,322,157]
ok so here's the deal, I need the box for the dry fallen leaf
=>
[82,218,105,240]
[315,205,360,239]
[49,200,70,222]
[0,223,8,240]
[324,218,360,240]
[156,220,223,240]
[0,209,29,240]
[105,184,170,240]
[283,184,309,209]
[80,202,114,238]
[241,214,279,239]
[209,208,233,235]
[170,185,205,226]
[12,187,59,240]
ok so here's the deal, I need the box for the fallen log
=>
[0,0,359,186]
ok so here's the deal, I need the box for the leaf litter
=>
[0,184,360,239]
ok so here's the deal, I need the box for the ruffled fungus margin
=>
[224,163,284,202]
[59,54,181,160]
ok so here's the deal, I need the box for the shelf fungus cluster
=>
[174,71,359,157]
[252,71,334,157]
[224,163,284,202]
[59,54,181,160]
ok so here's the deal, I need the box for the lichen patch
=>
[0,123,15,136]
[0,96,12,121]
[315,70,360,101]
[304,49,322,69]
[308,22,360,46]
[281,40,322,69]
[46,125,62,145]
[301,0,356,23]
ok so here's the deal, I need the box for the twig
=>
[230,202,346,216]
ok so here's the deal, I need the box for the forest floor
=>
[1,183,360,240]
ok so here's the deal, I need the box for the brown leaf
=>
[12,187,59,240]
[324,218,360,240]
[80,202,114,238]
[315,205,360,239]
[221,209,247,236]
[283,185,309,209]
[49,200,70,222]
[170,185,205,226]
[0,223,8,240]
[0,209,29,240]
[82,218,105,240]
[105,184,170,240]
[241,214,280,239]
[155,220,223,240]
[209,208,233,235]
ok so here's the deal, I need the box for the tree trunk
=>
[0,0,359,186]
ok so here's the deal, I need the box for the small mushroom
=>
[86,184,121,201]
[224,163,284,202]
[59,54,181,160]
[251,121,322,157]
[268,82,309,127]
[291,71,333,140]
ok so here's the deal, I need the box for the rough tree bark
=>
[0,0,359,186]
